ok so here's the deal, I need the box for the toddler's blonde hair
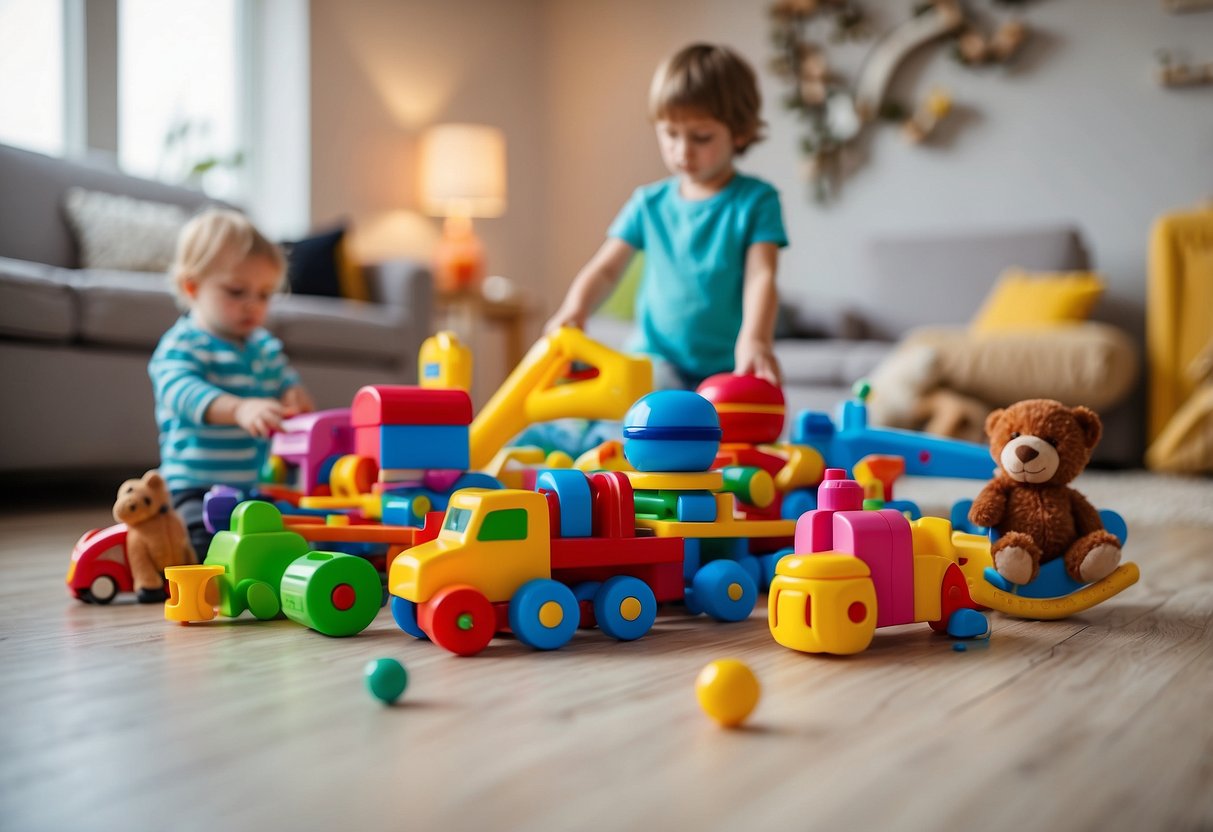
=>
[170,208,285,306]
[648,43,765,154]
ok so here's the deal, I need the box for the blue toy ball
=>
[364,657,409,704]
[622,391,722,472]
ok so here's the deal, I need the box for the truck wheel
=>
[390,596,429,640]
[85,574,119,605]
[280,552,381,636]
[509,579,579,650]
[593,576,657,641]
[422,585,496,656]
[693,560,757,623]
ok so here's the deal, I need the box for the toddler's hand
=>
[543,302,588,334]
[234,398,286,437]
[735,340,782,388]
[281,385,315,417]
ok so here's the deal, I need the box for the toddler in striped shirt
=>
[149,209,314,558]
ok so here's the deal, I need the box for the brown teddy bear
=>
[113,470,196,602]
[969,399,1121,586]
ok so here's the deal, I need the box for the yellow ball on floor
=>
[695,659,760,727]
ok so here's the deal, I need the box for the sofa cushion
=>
[63,187,189,271]
[0,257,77,341]
[268,294,412,363]
[857,225,1090,340]
[73,269,182,348]
[0,143,215,268]
[774,339,892,388]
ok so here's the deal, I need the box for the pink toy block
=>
[793,468,863,553]
[833,510,897,627]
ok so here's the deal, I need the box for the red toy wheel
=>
[929,563,976,633]
[419,585,496,656]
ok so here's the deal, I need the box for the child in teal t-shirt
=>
[546,42,789,389]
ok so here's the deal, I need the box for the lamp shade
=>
[419,123,507,218]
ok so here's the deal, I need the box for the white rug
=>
[895,470,1213,529]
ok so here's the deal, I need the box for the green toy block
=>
[203,501,310,619]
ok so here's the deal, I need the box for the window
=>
[118,0,243,200]
[444,507,472,534]
[477,509,528,542]
[0,0,64,155]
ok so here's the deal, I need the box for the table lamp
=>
[419,123,507,294]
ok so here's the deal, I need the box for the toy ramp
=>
[967,563,1140,620]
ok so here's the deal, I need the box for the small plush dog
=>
[112,470,196,602]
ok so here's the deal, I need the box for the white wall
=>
[308,0,1213,342]
[542,0,1213,340]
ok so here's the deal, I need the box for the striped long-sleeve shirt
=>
[149,314,301,492]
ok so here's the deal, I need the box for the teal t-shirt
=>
[607,173,788,383]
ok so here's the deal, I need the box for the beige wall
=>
[311,0,1213,343]
[309,0,546,293]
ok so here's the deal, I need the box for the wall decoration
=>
[1156,51,1213,87]
[769,0,1032,202]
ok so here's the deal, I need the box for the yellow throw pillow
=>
[971,268,1104,333]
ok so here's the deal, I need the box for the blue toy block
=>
[676,491,717,522]
[536,469,592,538]
[377,424,469,470]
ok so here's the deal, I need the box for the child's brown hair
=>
[648,43,765,154]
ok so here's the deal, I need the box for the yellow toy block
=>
[164,564,225,623]
[469,327,652,470]
[623,470,724,492]
[299,493,383,520]
[768,554,878,655]
[419,330,473,391]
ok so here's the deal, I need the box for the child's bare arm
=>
[205,394,286,437]
[545,238,636,332]
[735,242,781,386]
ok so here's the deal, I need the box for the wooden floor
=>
[2,492,1211,832]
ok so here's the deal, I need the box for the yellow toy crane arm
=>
[469,327,652,470]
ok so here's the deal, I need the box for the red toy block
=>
[351,385,473,428]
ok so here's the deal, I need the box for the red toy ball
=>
[696,373,785,444]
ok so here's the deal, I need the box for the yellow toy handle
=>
[966,563,1140,620]
[469,327,652,470]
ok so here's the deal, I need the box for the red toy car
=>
[65,524,132,604]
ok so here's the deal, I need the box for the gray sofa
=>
[589,224,1142,466]
[0,143,433,475]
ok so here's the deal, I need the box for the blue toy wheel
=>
[692,560,757,623]
[508,579,579,650]
[390,595,429,640]
[735,555,762,591]
[593,576,657,641]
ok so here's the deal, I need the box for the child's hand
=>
[234,398,286,437]
[735,339,782,388]
[281,385,315,417]
[544,302,588,334]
